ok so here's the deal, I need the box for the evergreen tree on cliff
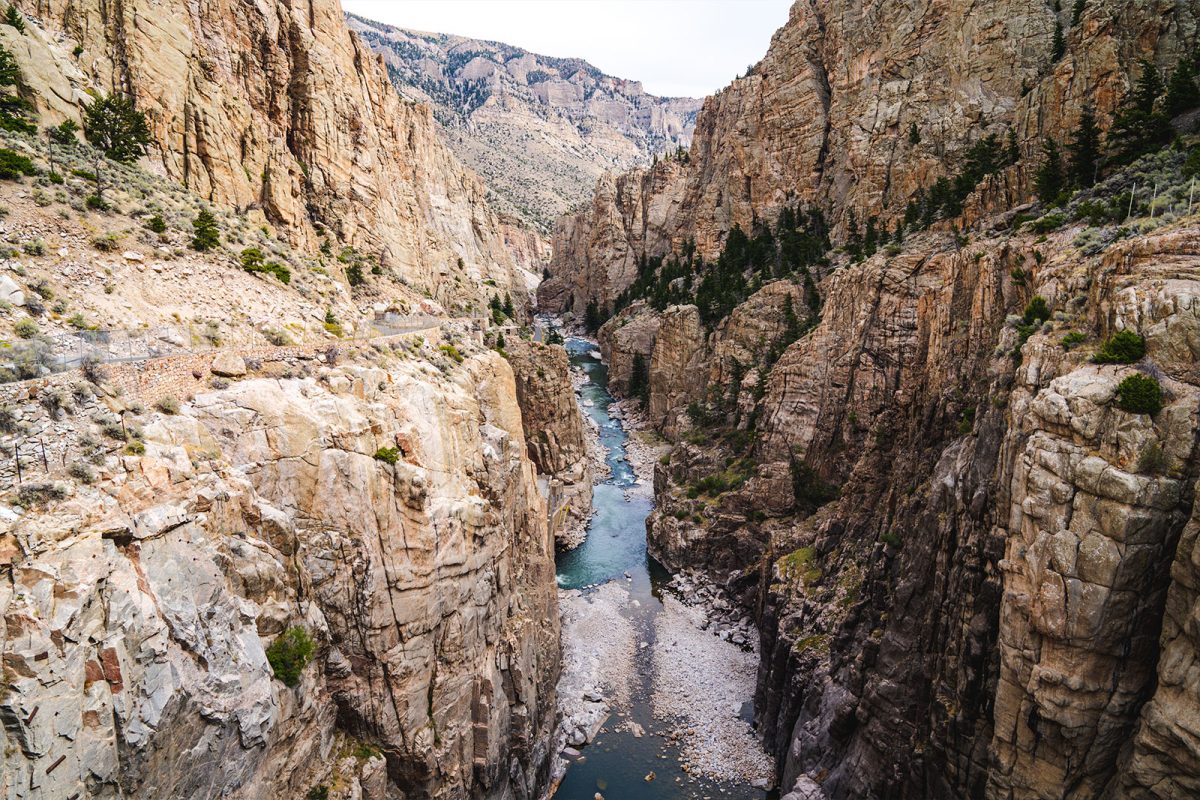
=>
[83,93,152,163]
[1067,105,1102,188]
[1035,138,1065,202]
[1108,60,1172,165]
[1165,57,1200,117]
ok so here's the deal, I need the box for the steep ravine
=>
[549,337,776,799]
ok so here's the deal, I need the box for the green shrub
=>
[14,317,37,338]
[239,247,291,283]
[191,209,220,251]
[85,194,109,211]
[146,213,167,234]
[154,396,179,415]
[373,446,400,465]
[1027,213,1065,233]
[0,147,35,180]
[1136,441,1168,474]
[1060,331,1086,350]
[48,119,79,146]
[1022,296,1050,325]
[124,439,145,455]
[1093,329,1145,364]
[439,344,464,364]
[1114,373,1163,415]
[880,531,902,548]
[790,456,839,511]
[266,626,316,687]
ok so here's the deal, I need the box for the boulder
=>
[210,352,247,377]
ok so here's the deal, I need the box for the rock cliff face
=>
[13,0,527,308]
[348,15,700,235]
[506,339,593,545]
[1,351,559,799]
[541,0,1200,314]
[545,1,1200,798]
[628,220,1200,800]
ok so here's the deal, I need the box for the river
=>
[552,338,777,800]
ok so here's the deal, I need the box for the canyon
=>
[347,15,701,236]
[4,0,1200,798]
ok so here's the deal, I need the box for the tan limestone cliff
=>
[542,0,1200,314]
[506,339,593,546]
[1,349,559,799]
[12,0,526,308]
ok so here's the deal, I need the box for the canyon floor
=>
[551,338,774,799]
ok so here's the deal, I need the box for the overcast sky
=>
[342,0,793,98]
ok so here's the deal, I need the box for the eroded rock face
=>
[0,353,559,799]
[614,219,1200,799]
[506,339,594,545]
[544,0,1199,313]
[13,0,526,308]
[348,15,700,235]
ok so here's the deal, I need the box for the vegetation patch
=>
[373,446,401,465]
[266,626,316,687]
[1093,330,1145,364]
[1114,373,1163,415]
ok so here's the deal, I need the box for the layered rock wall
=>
[14,0,525,307]
[506,339,594,545]
[1,351,559,799]
[542,0,1200,313]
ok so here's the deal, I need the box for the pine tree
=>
[908,122,921,145]
[1072,0,1086,25]
[1067,105,1102,188]
[502,292,514,318]
[191,209,220,251]
[3,5,24,33]
[1005,130,1022,165]
[1051,21,1066,62]
[628,352,650,404]
[0,43,32,133]
[1035,138,1065,201]
[584,300,602,333]
[846,210,862,260]
[1133,60,1164,114]
[1108,60,1172,165]
[781,294,802,345]
[83,93,152,163]
[1165,57,1200,117]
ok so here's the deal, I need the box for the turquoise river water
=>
[552,338,775,800]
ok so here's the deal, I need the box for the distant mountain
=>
[347,14,702,234]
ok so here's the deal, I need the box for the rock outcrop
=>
[632,218,1200,800]
[349,15,700,235]
[544,2,1200,798]
[542,0,1200,314]
[1,350,559,799]
[11,0,526,308]
[506,339,593,545]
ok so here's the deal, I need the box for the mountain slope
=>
[347,14,702,234]
[542,0,1199,314]
[11,0,528,311]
